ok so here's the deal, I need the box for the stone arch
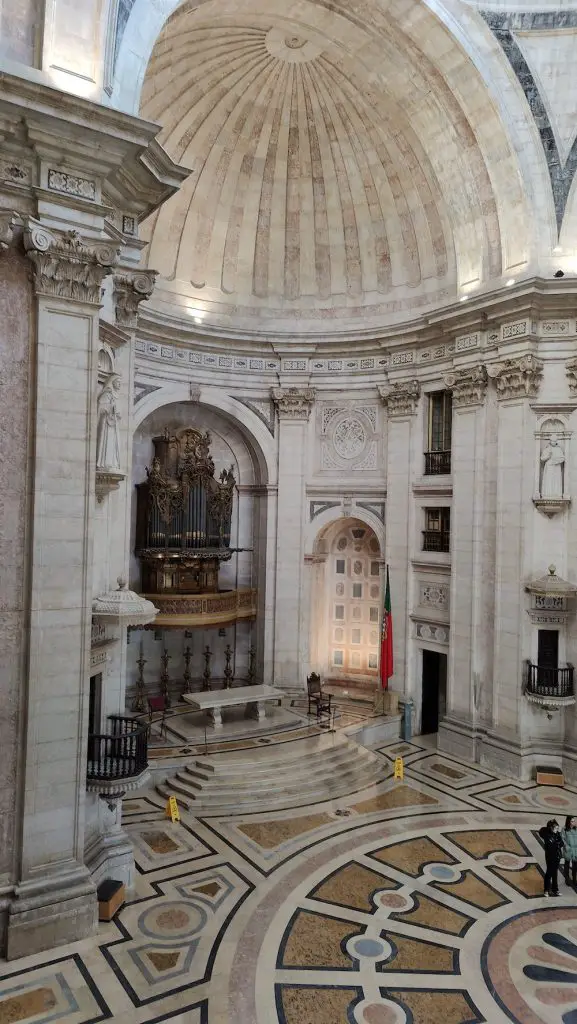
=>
[306,505,384,555]
[308,515,383,690]
[133,381,277,486]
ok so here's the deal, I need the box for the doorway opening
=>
[89,673,102,736]
[421,650,447,734]
[537,629,559,688]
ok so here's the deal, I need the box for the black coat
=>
[540,827,563,864]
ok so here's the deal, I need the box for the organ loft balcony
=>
[134,427,256,629]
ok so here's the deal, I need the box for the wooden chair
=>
[307,673,332,720]
[147,695,167,738]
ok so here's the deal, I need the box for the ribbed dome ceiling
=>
[140,3,509,333]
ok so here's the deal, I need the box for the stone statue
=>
[540,434,565,498]
[96,373,121,470]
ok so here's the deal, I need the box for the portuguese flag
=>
[380,565,393,689]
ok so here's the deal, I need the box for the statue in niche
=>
[96,373,121,470]
[540,434,565,498]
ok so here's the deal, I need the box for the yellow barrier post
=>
[166,795,181,823]
[393,757,404,781]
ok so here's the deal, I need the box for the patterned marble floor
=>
[2,738,577,1024]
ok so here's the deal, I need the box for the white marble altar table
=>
[182,684,281,728]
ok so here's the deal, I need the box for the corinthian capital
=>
[443,364,488,407]
[271,387,316,420]
[566,357,577,396]
[377,380,420,417]
[23,218,119,303]
[0,212,17,251]
[487,353,543,400]
[113,269,158,328]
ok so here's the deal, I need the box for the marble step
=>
[183,749,379,792]
[156,766,384,815]
[157,743,385,813]
[192,740,372,780]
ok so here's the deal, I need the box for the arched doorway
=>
[311,518,382,692]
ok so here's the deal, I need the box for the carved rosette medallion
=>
[487,354,543,400]
[443,364,488,407]
[378,380,420,417]
[113,269,158,328]
[271,387,316,420]
[23,217,119,303]
[333,417,367,459]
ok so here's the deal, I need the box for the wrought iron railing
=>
[422,530,450,553]
[526,662,574,698]
[87,715,148,782]
[424,450,451,475]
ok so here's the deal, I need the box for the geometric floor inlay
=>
[3,736,577,1024]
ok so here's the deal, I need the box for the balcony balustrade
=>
[424,450,451,475]
[526,662,574,700]
[87,715,148,784]
[422,530,450,553]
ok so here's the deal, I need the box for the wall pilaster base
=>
[85,830,136,892]
[480,728,563,781]
[437,715,485,763]
[6,867,97,960]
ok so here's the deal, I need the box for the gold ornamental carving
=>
[113,269,157,328]
[443,364,488,407]
[23,218,119,303]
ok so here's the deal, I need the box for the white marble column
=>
[437,365,493,761]
[6,222,118,958]
[271,387,315,688]
[379,381,420,693]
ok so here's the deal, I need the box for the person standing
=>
[539,819,563,896]
[562,816,577,887]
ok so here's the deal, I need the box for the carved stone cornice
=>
[23,218,119,303]
[0,212,17,250]
[487,354,543,400]
[113,269,157,328]
[443,364,488,407]
[378,380,420,417]
[271,387,316,420]
[566,358,577,396]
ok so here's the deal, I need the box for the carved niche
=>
[533,416,571,517]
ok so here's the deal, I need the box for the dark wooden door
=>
[537,630,559,688]
[421,650,441,734]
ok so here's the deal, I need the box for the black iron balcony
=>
[526,662,574,700]
[424,450,451,475]
[87,715,148,783]
[422,530,450,553]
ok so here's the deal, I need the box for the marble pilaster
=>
[438,365,492,761]
[379,381,421,693]
[271,387,315,688]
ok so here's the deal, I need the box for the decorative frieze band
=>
[487,354,543,400]
[113,269,157,328]
[378,380,420,417]
[271,386,316,420]
[443,364,488,407]
[23,218,118,304]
